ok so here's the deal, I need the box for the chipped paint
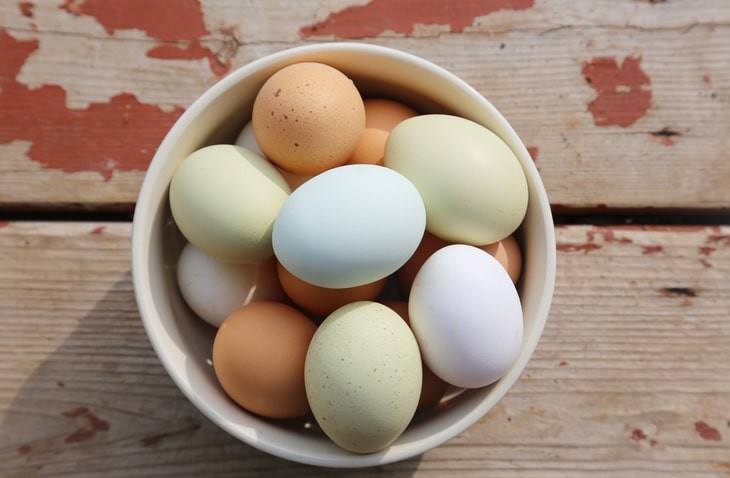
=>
[582,56,651,127]
[301,0,535,38]
[0,29,184,180]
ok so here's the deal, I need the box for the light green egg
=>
[169,144,290,264]
[305,301,422,454]
[385,114,528,245]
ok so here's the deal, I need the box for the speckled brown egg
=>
[252,62,365,175]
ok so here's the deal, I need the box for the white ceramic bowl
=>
[132,42,556,467]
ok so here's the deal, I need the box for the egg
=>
[169,144,291,263]
[385,114,528,245]
[212,302,316,419]
[235,121,312,190]
[409,245,523,388]
[397,232,523,293]
[272,164,426,288]
[252,62,365,175]
[382,300,449,411]
[177,243,286,327]
[305,301,422,453]
[348,99,417,165]
[276,262,386,318]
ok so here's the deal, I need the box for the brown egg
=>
[348,99,418,165]
[212,302,316,419]
[382,300,449,411]
[482,234,523,283]
[396,232,522,293]
[276,166,313,191]
[252,62,365,175]
[277,262,386,318]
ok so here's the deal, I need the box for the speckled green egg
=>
[304,301,422,454]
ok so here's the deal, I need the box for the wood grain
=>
[0,222,728,477]
[1,0,729,210]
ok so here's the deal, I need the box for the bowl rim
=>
[132,41,556,468]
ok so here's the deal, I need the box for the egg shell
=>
[169,144,291,263]
[305,301,422,453]
[397,232,523,293]
[385,114,528,245]
[382,300,449,411]
[409,244,523,389]
[252,62,365,175]
[272,164,426,289]
[276,262,386,318]
[212,302,316,419]
[348,99,418,165]
[176,243,286,328]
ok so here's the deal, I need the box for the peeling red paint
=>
[62,406,109,443]
[526,146,538,161]
[90,226,106,235]
[59,0,230,75]
[707,234,730,246]
[558,361,568,367]
[0,221,9,229]
[695,421,722,441]
[18,1,34,17]
[702,74,711,84]
[300,0,535,39]
[146,41,230,76]
[556,243,601,253]
[17,444,32,454]
[698,246,715,255]
[631,428,648,441]
[700,258,713,268]
[587,228,632,244]
[0,29,184,180]
[642,245,663,255]
[582,56,651,127]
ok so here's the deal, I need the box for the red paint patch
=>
[0,221,9,228]
[556,242,601,253]
[526,146,538,161]
[60,0,230,75]
[695,421,722,441]
[17,444,32,454]
[631,428,648,441]
[146,41,230,76]
[18,1,34,17]
[642,245,664,255]
[587,229,633,244]
[62,406,110,443]
[90,226,106,235]
[300,0,535,38]
[0,30,184,180]
[707,234,730,246]
[582,56,651,127]
[558,361,568,367]
[702,74,711,84]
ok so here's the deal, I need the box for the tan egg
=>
[396,232,522,293]
[252,62,365,175]
[277,262,386,318]
[482,234,523,284]
[276,166,313,191]
[382,300,449,411]
[212,302,316,419]
[349,99,418,165]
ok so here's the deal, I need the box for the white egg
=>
[234,121,265,157]
[272,164,425,288]
[409,244,523,388]
[176,243,285,327]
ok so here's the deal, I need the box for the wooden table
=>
[1,1,728,476]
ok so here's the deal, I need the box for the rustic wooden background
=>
[1,0,728,476]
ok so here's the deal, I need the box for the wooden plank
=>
[0,222,728,476]
[1,1,729,210]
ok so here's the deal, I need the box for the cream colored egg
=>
[169,144,291,263]
[305,301,422,453]
[385,114,528,245]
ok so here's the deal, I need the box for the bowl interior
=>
[132,42,556,468]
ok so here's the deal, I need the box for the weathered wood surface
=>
[1,222,728,477]
[1,0,729,210]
